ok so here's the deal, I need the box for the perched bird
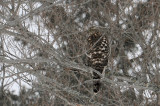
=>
[87,27,109,93]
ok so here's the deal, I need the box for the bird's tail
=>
[93,80,101,93]
[93,70,102,93]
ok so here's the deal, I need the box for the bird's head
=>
[87,27,102,44]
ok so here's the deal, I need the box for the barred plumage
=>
[87,27,109,93]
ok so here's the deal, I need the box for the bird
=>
[87,27,109,93]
